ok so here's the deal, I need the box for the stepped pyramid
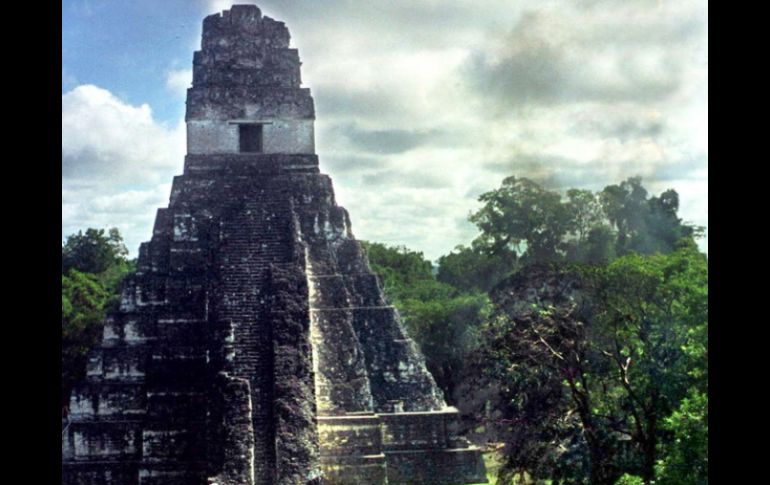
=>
[62,5,487,485]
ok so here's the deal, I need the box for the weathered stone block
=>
[64,422,142,461]
[63,5,486,485]
[62,463,139,485]
[385,448,488,485]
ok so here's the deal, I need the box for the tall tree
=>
[62,227,129,275]
[591,240,707,483]
[477,264,621,485]
[61,228,135,409]
[437,244,514,293]
[469,175,697,267]
[564,189,615,263]
[469,176,572,264]
[62,270,109,407]
[476,241,707,484]
[599,178,697,256]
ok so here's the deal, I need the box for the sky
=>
[62,0,708,261]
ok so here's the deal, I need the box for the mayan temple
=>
[62,5,487,485]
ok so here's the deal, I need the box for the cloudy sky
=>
[62,0,708,261]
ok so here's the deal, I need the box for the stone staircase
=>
[218,192,293,485]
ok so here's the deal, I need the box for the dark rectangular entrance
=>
[239,124,263,153]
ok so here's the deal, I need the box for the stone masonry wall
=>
[63,5,486,485]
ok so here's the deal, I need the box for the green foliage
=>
[61,227,135,408]
[476,243,707,485]
[360,241,435,300]
[581,225,617,264]
[62,270,109,405]
[437,245,514,293]
[401,293,491,399]
[62,227,129,274]
[97,258,136,311]
[594,241,708,482]
[599,177,699,256]
[468,176,698,266]
[469,176,571,264]
[615,474,645,485]
[564,189,616,263]
[355,176,704,484]
[655,390,708,485]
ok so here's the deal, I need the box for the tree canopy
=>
[61,228,135,408]
[62,270,110,406]
[468,176,699,269]
[60,176,706,485]
[62,227,129,275]
[599,177,699,255]
[361,175,706,485]
[474,242,707,485]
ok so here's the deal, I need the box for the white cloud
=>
[198,0,708,258]
[206,0,236,14]
[65,1,707,259]
[165,68,192,96]
[62,85,185,182]
[62,183,172,255]
[62,84,185,255]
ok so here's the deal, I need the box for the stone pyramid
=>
[62,5,487,485]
